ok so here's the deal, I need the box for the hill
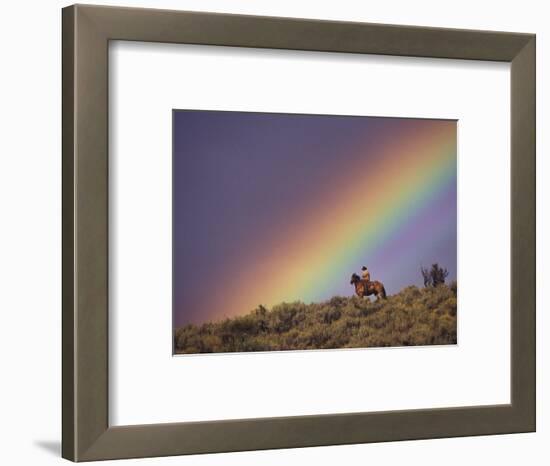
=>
[174,283,457,354]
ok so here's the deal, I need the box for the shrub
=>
[421,263,449,287]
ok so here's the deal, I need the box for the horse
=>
[350,273,387,300]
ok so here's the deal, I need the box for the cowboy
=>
[361,266,371,282]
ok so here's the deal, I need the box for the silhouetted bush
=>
[421,263,449,287]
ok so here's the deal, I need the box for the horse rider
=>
[361,266,371,283]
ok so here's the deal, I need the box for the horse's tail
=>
[380,285,387,299]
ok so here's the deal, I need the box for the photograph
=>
[173,111,457,354]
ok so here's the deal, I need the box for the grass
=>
[174,282,457,354]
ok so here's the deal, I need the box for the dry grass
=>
[174,282,457,354]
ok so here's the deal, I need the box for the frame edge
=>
[62,4,76,462]
[510,35,536,432]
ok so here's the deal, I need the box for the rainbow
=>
[179,118,456,322]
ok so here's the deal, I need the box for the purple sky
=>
[173,110,457,326]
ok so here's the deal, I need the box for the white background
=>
[0,0,547,465]
[110,42,510,425]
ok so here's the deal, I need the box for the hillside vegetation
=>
[174,282,457,354]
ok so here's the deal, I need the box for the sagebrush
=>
[174,283,457,354]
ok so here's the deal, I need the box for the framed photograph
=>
[62,4,536,461]
[172,111,458,354]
